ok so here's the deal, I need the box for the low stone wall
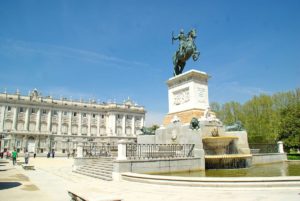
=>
[113,157,204,180]
[121,172,300,188]
[251,153,287,165]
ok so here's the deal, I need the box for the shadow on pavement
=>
[0,182,22,190]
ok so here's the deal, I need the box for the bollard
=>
[277,141,284,153]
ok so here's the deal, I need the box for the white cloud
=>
[0,38,149,69]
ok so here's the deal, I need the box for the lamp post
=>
[48,135,54,152]
[87,138,94,157]
[0,133,5,157]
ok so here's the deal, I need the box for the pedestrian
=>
[34,152,36,158]
[24,150,29,164]
[12,149,17,165]
[52,150,55,158]
[47,152,50,158]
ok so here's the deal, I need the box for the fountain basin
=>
[205,154,252,169]
[202,136,238,155]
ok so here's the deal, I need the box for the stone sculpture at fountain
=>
[137,29,252,169]
[138,69,252,169]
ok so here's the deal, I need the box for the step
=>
[73,170,112,181]
[74,168,111,176]
[80,166,113,172]
[77,168,112,175]
[81,164,113,169]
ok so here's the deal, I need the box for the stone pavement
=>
[0,157,300,201]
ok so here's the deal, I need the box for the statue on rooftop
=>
[172,28,200,76]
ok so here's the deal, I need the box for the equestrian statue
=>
[172,28,200,76]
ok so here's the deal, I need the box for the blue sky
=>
[0,0,299,125]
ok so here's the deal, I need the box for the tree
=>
[277,100,300,150]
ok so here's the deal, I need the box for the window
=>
[101,115,104,119]
[53,110,58,115]
[92,114,96,118]
[73,112,77,117]
[31,108,35,114]
[83,113,86,117]
[42,109,47,114]
[19,107,24,113]
[7,106,11,111]
[63,111,68,116]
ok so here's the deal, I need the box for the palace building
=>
[0,89,146,155]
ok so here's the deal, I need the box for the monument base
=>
[163,108,205,126]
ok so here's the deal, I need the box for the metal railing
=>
[249,143,278,154]
[126,144,195,160]
[82,145,118,157]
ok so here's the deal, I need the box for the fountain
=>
[202,136,238,155]
[201,126,252,169]
[137,70,253,170]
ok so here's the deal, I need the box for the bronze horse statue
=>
[172,29,200,76]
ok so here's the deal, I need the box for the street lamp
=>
[0,133,5,157]
[87,138,94,157]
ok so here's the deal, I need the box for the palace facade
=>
[0,89,146,155]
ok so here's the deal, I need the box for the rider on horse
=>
[172,29,187,57]
[172,28,200,76]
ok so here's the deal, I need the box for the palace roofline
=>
[0,89,146,113]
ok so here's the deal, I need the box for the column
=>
[0,105,6,132]
[47,110,52,132]
[107,113,116,136]
[131,116,135,136]
[97,114,100,137]
[35,109,41,131]
[122,115,126,136]
[141,116,145,128]
[58,111,62,135]
[12,107,18,130]
[87,113,91,136]
[24,108,29,131]
[68,112,72,135]
[78,112,82,136]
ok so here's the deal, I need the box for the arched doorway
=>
[27,136,35,153]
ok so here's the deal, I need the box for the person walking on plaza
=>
[12,149,18,165]
[24,150,29,164]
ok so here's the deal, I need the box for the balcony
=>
[29,114,37,122]
[17,113,25,121]
[41,115,48,122]
[91,118,97,125]
[5,112,13,120]
[82,118,88,125]
[71,117,78,124]
[52,116,58,123]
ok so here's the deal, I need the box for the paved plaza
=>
[0,157,300,201]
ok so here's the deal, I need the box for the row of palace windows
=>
[5,106,106,119]
[4,106,140,121]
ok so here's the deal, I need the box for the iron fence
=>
[126,144,195,160]
[82,145,118,157]
[249,143,278,154]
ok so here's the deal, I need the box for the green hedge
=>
[287,154,300,160]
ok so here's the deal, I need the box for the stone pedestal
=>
[76,143,83,158]
[163,70,210,126]
[117,140,127,160]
